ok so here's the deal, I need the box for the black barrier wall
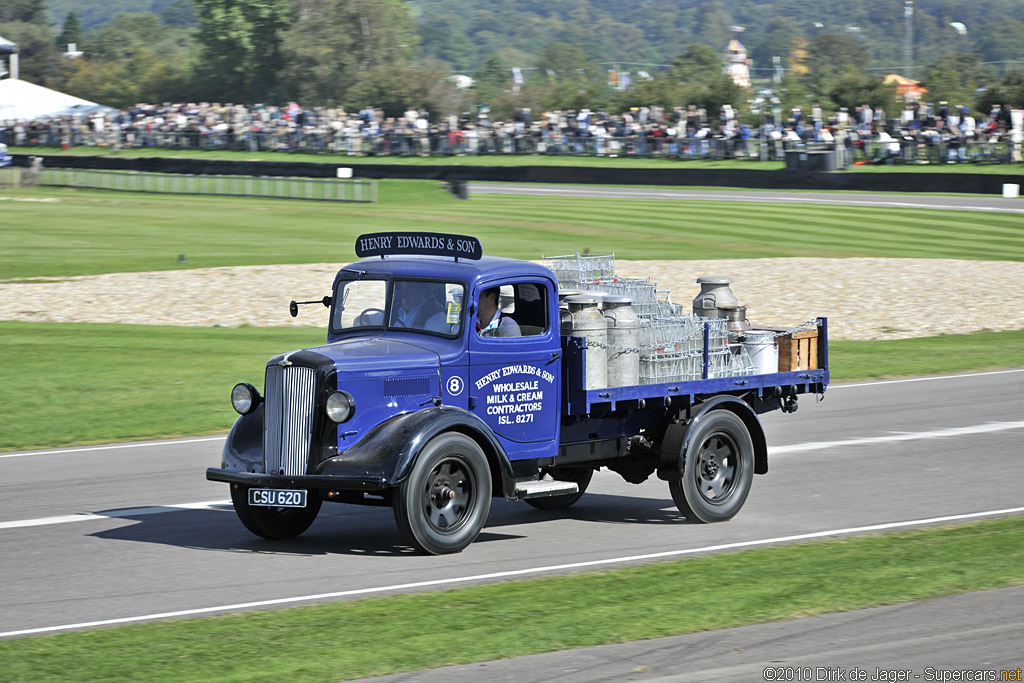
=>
[12,154,1023,194]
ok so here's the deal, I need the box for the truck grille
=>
[263,365,317,476]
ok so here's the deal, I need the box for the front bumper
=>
[206,468,387,492]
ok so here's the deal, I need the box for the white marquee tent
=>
[0,78,103,121]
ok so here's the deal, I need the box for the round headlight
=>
[231,382,260,415]
[326,391,355,423]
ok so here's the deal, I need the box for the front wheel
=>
[393,433,492,554]
[669,410,754,523]
[229,485,322,539]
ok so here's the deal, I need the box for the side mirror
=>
[289,296,332,318]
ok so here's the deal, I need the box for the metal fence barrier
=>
[26,168,376,202]
[4,128,1021,165]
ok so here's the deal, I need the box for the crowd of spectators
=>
[2,98,1022,164]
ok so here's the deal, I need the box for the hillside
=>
[38,0,1024,76]
[412,0,1024,74]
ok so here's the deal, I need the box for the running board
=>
[515,480,579,500]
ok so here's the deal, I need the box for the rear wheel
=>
[393,433,491,554]
[524,467,594,510]
[229,485,322,539]
[669,411,754,523]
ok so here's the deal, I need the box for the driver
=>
[391,281,449,333]
[476,287,521,337]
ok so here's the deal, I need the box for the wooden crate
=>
[777,329,818,373]
[750,325,820,373]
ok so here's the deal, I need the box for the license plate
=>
[248,488,307,508]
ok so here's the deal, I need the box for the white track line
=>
[0,501,231,531]
[831,368,1024,389]
[3,369,1020,461]
[0,436,225,459]
[5,415,1024,533]
[472,186,1024,213]
[3,506,1022,639]
[6,419,1022,532]
[769,421,1024,456]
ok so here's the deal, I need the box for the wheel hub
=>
[424,460,472,531]
[696,434,737,502]
[432,483,456,505]
[702,459,720,478]
[430,480,457,506]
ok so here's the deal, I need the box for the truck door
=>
[469,279,560,459]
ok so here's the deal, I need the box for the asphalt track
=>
[2,368,1022,652]
[468,183,1024,213]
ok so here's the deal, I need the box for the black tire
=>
[393,432,491,555]
[524,467,594,510]
[669,410,754,523]
[229,485,322,540]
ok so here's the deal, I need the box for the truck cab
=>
[325,251,563,458]
[208,232,829,554]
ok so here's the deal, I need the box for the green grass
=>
[2,182,1023,279]
[829,329,1024,381]
[11,144,1024,173]
[0,323,319,451]
[1,515,1021,682]
[1,322,1021,452]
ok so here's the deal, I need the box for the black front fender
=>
[221,403,265,473]
[319,406,517,501]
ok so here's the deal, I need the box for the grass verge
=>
[825,328,1024,381]
[0,322,319,451]
[2,183,1023,279]
[1,322,1021,452]
[1,515,1022,682]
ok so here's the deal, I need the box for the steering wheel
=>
[355,308,385,326]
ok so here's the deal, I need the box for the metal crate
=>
[637,316,742,384]
[542,253,615,289]
[639,315,704,384]
[581,277,679,318]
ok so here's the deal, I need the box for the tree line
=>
[2,0,1022,122]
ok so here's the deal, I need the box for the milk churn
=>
[558,289,583,307]
[719,304,750,335]
[743,330,778,374]
[562,295,608,390]
[558,289,582,329]
[602,296,641,387]
[692,276,739,319]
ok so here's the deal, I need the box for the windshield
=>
[333,278,465,336]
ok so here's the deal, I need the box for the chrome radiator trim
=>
[264,365,317,476]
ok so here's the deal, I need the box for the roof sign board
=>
[356,232,483,260]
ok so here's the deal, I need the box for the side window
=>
[333,279,387,329]
[477,282,547,338]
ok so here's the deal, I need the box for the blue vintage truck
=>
[207,232,829,554]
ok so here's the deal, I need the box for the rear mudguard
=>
[658,396,768,479]
[320,406,517,500]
